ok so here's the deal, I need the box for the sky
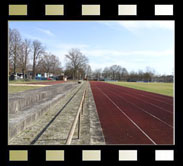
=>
[9,21,174,75]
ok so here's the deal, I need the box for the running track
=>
[90,81,173,145]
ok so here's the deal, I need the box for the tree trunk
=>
[13,56,16,74]
[32,62,36,79]
[32,53,36,79]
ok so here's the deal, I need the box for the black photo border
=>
[0,0,181,166]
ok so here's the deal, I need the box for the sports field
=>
[107,81,173,97]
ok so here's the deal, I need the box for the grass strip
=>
[8,86,42,94]
[107,81,173,97]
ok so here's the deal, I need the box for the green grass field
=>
[8,80,52,94]
[107,81,173,97]
[8,86,42,94]
[9,79,54,84]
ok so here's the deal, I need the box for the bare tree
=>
[110,65,122,80]
[9,28,22,74]
[18,39,32,78]
[39,53,61,76]
[64,66,74,79]
[32,40,45,79]
[93,68,102,80]
[102,67,110,79]
[137,70,144,81]
[85,65,92,79]
[121,67,128,81]
[50,55,62,75]
[65,48,88,80]
[144,66,155,82]
[8,28,64,80]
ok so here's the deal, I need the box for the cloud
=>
[83,48,174,74]
[84,48,174,58]
[46,42,174,74]
[21,33,45,42]
[98,21,174,32]
[36,28,55,36]
[55,43,89,50]
[118,21,174,31]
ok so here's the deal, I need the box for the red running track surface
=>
[90,81,174,145]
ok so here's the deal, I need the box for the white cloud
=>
[21,33,45,42]
[83,48,174,74]
[48,43,174,74]
[118,21,174,31]
[84,48,174,58]
[55,43,89,50]
[98,21,174,32]
[36,28,55,36]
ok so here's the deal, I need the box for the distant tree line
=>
[91,66,173,83]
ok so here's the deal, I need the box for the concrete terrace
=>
[8,81,105,145]
[8,82,79,140]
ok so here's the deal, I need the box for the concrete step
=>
[9,93,65,140]
[8,82,77,114]
[8,82,79,140]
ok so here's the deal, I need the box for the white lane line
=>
[103,85,173,114]
[96,87,157,145]
[122,92,172,114]
[109,83,173,105]
[108,90,173,128]
[137,93,172,106]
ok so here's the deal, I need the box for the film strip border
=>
[8,149,175,162]
[8,4,174,16]
[7,2,175,18]
[3,0,178,166]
